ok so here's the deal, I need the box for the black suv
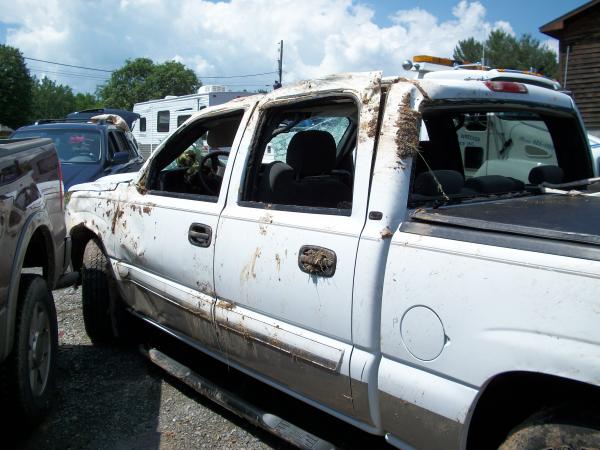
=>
[12,119,144,190]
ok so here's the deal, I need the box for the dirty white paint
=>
[65,71,600,450]
[214,300,345,371]
[381,232,600,385]
[213,70,382,419]
[351,82,424,349]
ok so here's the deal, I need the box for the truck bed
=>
[402,194,600,261]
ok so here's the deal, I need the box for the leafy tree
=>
[73,92,100,111]
[453,37,483,65]
[97,58,201,110]
[96,58,154,110]
[30,76,75,120]
[146,61,199,99]
[0,45,34,128]
[28,77,100,121]
[454,30,558,78]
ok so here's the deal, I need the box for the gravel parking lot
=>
[7,286,392,450]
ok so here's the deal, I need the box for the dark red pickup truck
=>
[0,138,75,424]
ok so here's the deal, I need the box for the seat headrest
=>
[286,130,336,177]
[414,170,464,196]
[465,175,524,193]
[528,165,564,185]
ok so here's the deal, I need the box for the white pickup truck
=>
[65,72,600,450]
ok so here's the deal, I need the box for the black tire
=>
[81,239,132,344]
[0,275,58,425]
[499,413,600,450]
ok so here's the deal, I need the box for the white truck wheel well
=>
[70,225,102,274]
[466,371,600,450]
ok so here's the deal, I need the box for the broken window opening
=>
[410,106,592,207]
[242,97,358,214]
[146,111,244,201]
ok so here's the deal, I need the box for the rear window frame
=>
[409,101,593,206]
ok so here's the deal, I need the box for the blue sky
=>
[368,0,587,39]
[0,0,589,93]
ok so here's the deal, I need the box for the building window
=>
[139,117,146,132]
[177,114,192,127]
[157,111,170,132]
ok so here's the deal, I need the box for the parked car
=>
[0,137,75,424]
[11,118,144,191]
[66,73,600,449]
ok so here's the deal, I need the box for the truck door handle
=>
[298,245,336,277]
[188,223,212,248]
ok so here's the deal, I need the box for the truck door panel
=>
[112,107,255,349]
[215,72,382,419]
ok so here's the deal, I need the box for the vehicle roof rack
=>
[33,118,110,125]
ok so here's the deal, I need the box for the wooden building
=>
[540,0,600,137]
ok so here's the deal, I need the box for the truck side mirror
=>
[112,151,129,164]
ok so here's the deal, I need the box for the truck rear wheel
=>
[499,412,600,449]
[0,275,58,425]
[81,239,131,344]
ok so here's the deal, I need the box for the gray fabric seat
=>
[528,165,564,185]
[413,170,465,196]
[465,175,525,193]
[257,160,294,203]
[258,130,352,208]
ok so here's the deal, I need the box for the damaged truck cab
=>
[66,72,600,449]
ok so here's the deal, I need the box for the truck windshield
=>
[410,107,591,205]
[12,129,102,164]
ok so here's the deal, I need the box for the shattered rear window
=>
[410,107,591,205]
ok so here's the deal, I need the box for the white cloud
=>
[1,0,515,94]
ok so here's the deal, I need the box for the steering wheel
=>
[197,150,229,195]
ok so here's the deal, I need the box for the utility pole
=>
[481,44,485,69]
[274,40,283,90]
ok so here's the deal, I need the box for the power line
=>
[29,66,110,77]
[25,55,279,80]
[24,56,114,72]
[197,71,278,79]
[28,67,110,81]
[218,84,271,87]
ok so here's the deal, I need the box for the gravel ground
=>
[7,286,290,450]
[7,286,392,450]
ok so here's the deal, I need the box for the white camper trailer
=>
[132,85,249,158]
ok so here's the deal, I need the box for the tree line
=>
[453,30,558,78]
[0,45,201,129]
